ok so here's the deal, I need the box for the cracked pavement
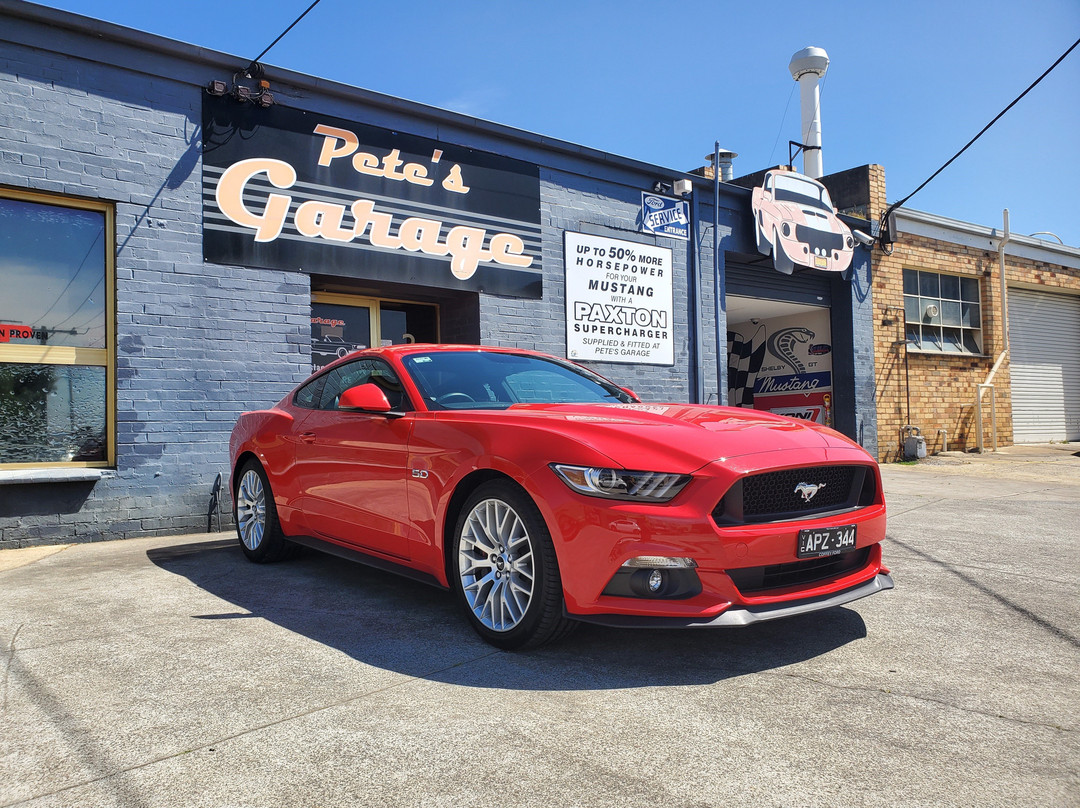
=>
[0,450,1077,807]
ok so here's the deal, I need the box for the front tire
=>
[451,481,576,650]
[233,460,296,563]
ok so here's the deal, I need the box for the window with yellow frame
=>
[310,292,438,373]
[0,189,116,468]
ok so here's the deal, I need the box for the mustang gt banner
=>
[202,96,543,298]
[564,232,674,366]
[727,308,834,425]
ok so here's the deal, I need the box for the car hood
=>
[460,402,868,474]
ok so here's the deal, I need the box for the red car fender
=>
[230,407,300,523]
[404,412,621,585]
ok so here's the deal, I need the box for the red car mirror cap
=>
[338,383,392,413]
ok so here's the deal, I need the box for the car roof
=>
[310,344,560,376]
[368,343,554,359]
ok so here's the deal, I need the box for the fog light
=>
[647,569,664,593]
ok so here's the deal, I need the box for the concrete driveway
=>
[2,448,1078,807]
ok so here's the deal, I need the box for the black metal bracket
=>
[788,141,821,172]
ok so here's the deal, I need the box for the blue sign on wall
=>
[639,193,690,241]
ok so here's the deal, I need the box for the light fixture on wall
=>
[255,80,275,108]
[652,179,693,197]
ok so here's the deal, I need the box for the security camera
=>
[852,230,875,248]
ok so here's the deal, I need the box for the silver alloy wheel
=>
[236,469,267,551]
[458,497,536,632]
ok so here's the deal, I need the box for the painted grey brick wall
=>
[481,169,696,403]
[0,42,310,546]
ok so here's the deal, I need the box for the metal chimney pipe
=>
[704,148,739,182]
[716,148,737,182]
[788,46,829,178]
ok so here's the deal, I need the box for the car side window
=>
[317,359,411,411]
[294,375,326,409]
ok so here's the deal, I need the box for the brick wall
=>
[0,41,311,546]
[873,234,1006,460]
[487,170,698,403]
[873,222,1079,461]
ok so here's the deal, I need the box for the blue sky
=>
[32,0,1080,246]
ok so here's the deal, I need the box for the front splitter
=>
[569,572,894,629]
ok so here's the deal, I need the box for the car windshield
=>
[771,174,833,211]
[402,351,634,410]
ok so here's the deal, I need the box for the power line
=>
[244,0,325,75]
[880,34,1080,242]
[767,82,797,168]
[33,227,104,324]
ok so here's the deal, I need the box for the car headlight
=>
[550,464,691,502]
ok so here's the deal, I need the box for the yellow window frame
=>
[0,188,116,469]
[311,291,440,349]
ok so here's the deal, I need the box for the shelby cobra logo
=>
[795,482,826,502]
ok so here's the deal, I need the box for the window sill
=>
[905,349,989,358]
[0,468,104,485]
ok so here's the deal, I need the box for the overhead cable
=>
[879,34,1080,245]
[243,0,325,76]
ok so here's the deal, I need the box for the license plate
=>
[814,256,828,268]
[797,525,856,558]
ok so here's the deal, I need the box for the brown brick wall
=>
[872,223,1080,461]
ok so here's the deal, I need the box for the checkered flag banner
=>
[727,325,766,407]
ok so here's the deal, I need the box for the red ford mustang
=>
[230,345,891,649]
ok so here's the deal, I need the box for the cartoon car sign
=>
[751,170,855,274]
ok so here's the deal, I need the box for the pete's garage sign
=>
[202,96,542,298]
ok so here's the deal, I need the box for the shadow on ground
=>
[148,538,867,691]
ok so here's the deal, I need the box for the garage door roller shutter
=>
[1007,288,1080,442]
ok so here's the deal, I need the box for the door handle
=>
[299,432,316,443]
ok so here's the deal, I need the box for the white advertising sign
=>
[564,232,674,366]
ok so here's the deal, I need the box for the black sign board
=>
[202,96,542,298]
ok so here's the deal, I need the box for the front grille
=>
[727,547,870,594]
[712,464,876,525]
[794,224,844,252]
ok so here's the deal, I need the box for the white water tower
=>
[788,46,829,178]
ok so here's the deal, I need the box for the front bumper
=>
[569,572,894,628]
[524,449,889,624]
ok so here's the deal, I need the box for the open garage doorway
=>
[726,296,835,427]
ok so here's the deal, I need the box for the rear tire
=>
[233,460,297,563]
[451,481,576,650]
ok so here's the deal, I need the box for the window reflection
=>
[0,198,107,349]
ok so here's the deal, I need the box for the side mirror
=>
[338,383,392,413]
[620,386,640,402]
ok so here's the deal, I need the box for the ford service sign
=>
[639,193,690,241]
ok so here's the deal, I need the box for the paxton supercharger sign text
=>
[202,96,543,298]
[564,232,674,366]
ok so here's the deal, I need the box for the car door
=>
[291,358,414,559]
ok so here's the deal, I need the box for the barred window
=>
[0,190,115,467]
[903,269,982,354]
